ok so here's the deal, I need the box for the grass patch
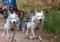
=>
[43,10,60,36]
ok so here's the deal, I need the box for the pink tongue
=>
[38,22,41,24]
[13,24,16,28]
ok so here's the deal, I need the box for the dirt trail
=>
[0,14,60,42]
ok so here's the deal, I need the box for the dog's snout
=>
[13,21,15,24]
[39,19,42,22]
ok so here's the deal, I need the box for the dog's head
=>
[34,11,45,24]
[8,12,19,25]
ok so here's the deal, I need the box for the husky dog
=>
[26,11,45,40]
[2,12,19,42]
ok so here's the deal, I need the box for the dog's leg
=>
[30,29,35,39]
[22,27,24,32]
[7,29,11,39]
[16,23,19,30]
[22,25,25,32]
[39,35,43,41]
[11,29,16,42]
[38,25,43,41]
[22,22,25,32]
[26,29,28,36]
[2,29,6,38]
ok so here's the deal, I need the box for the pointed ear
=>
[35,11,37,14]
[41,11,43,14]
[13,12,16,14]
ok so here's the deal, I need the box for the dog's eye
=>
[41,16,42,17]
[11,18,13,20]
[14,18,16,19]
[38,16,39,17]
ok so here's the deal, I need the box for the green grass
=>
[43,10,60,36]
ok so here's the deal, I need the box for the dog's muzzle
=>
[13,21,15,24]
[13,21,17,28]
[39,19,42,22]
[38,19,42,24]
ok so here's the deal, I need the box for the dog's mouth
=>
[13,24,16,28]
[38,21,42,24]
[13,21,16,28]
[38,19,42,24]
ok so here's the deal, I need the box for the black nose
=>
[13,21,15,24]
[39,19,42,22]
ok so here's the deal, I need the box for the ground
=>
[0,14,60,42]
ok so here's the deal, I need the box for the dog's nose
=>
[39,19,42,22]
[13,21,15,24]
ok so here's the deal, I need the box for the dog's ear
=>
[41,11,43,14]
[35,11,37,14]
[13,12,16,14]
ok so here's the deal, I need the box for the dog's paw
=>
[2,35,4,38]
[33,36,38,39]
[10,39,16,42]
[39,36,43,41]
[25,35,29,38]
[29,36,34,40]
[7,37,11,39]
